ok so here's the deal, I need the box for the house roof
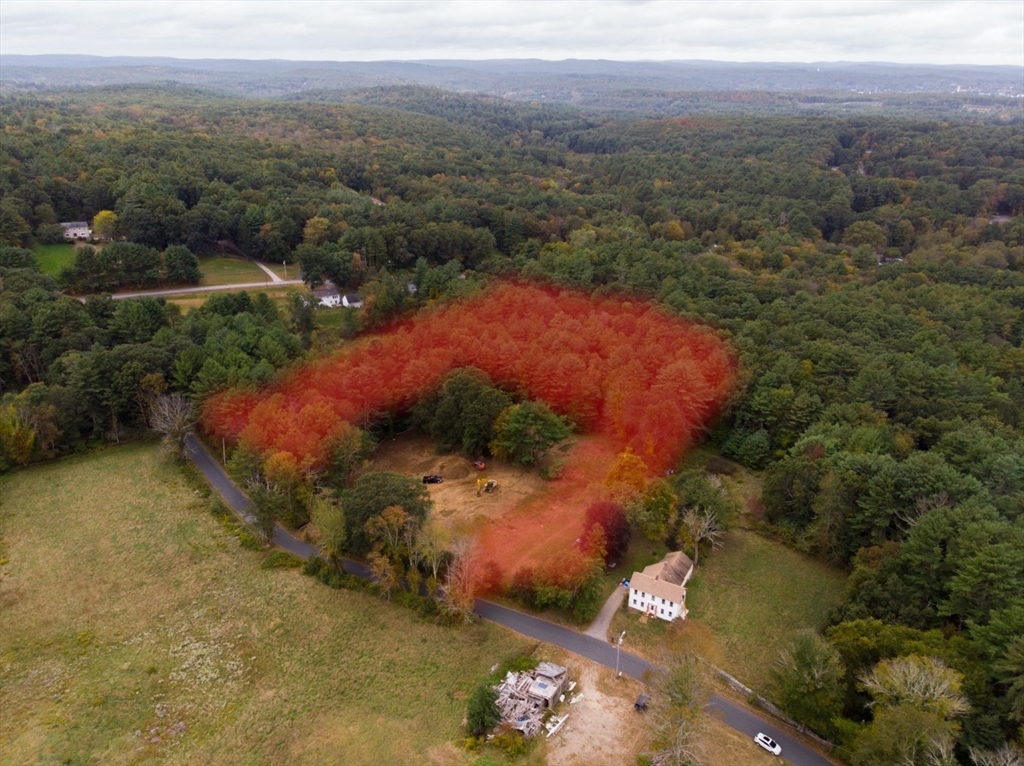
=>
[536,662,567,680]
[312,285,339,298]
[656,550,693,586]
[630,550,693,605]
[342,294,362,303]
[60,221,89,229]
[630,571,684,604]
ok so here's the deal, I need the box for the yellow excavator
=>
[476,477,497,496]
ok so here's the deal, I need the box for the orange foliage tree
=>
[203,282,736,476]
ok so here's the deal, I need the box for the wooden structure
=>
[493,662,569,738]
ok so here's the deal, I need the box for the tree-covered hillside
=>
[1,84,1021,763]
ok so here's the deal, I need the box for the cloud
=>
[1,0,1021,65]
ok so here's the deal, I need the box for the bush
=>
[260,550,304,569]
[491,725,529,757]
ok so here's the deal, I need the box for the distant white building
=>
[60,221,92,239]
[341,293,363,308]
[628,550,694,622]
[312,284,341,307]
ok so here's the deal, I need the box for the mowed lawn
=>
[686,529,846,691]
[0,444,532,766]
[32,243,77,276]
[198,256,271,286]
[611,529,846,694]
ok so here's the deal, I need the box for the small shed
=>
[342,294,363,308]
[528,662,568,709]
[634,692,651,712]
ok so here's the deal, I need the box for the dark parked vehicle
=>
[422,474,443,484]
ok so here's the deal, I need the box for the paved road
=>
[108,279,303,300]
[184,434,831,766]
[475,599,831,765]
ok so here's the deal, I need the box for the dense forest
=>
[1,82,1022,764]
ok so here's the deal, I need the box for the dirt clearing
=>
[366,432,621,583]
[544,653,651,766]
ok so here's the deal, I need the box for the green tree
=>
[850,704,958,766]
[625,478,675,542]
[843,220,888,250]
[310,490,346,572]
[466,682,500,737]
[416,367,512,456]
[489,401,571,466]
[341,472,431,555]
[770,632,846,737]
[164,245,201,284]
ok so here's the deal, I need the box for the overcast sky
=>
[2,1,1022,66]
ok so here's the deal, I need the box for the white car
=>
[754,732,782,756]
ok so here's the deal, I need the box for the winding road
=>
[183,434,833,765]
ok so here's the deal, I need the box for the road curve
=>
[184,434,832,766]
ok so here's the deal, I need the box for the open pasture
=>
[0,444,533,766]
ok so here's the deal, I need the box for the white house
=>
[341,293,363,308]
[628,550,694,622]
[312,285,341,307]
[60,221,92,239]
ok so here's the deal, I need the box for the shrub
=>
[491,725,529,757]
[260,550,304,569]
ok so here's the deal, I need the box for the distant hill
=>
[2,55,1021,100]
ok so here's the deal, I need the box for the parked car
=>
[422,474,443,484]
[754,732,782,756]
[473,460,486,470]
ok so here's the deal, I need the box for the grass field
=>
[32,243,77,276]
[611,529,846,693]
[198,256,270,286]
[0,443,536,766]
[165,286,301,313]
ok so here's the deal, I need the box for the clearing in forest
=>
[205,282,736,580]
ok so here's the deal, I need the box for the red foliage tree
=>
[203,282,736,475]
[580,501,630,563]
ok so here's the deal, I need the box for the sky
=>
[1,0,1022,67]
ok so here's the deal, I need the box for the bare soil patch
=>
[369,433,546,537]
[545,654,651,766]
[367,433,621,581]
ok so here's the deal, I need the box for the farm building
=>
[60,221,92,239]
[342,293,363,308]
[627,550,694,621]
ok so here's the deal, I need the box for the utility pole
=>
[615,630,626,677]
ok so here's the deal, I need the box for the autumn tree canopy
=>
[203,282,736,473]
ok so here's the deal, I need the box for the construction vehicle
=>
[476,478,497,496]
